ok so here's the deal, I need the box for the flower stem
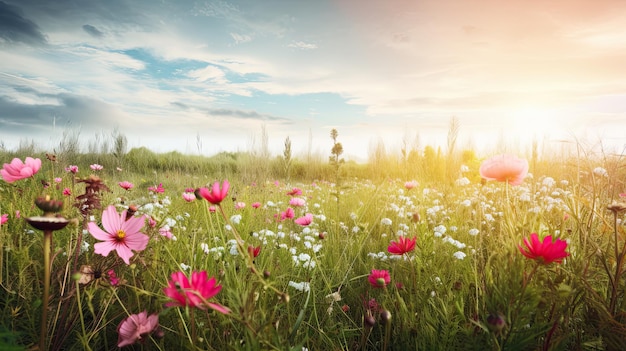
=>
[40,230,52,351]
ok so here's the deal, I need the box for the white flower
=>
[180,263,191,270]
[542,177,556,187]
[593,167,608,177]
[455,177,470,186]
[230,214,242,225]
[200,243,210,255]
[460,199,472,207]
[164,217,177,227]
[468,228,480,236]
[434,225,447,235]
[288,281,310,292]
[381,218,392,226]
[453,251,466,260]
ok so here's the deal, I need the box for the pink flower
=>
[368,269,391,288]
[118,181,134,190]
[117,311,159,347]
[209,205,217,213]
[87,205,149,265]
[182,192,196,202]
[235,202,246,210]
[404,180,418,190]
[163,271,230,313]
[1,214,8,225]
[280,207,295,221]
[159,226,173,239]
[289,198,306,207]
[251,202,261,209]
[198,180,230,205]
[1,157,42,183]
[90,164,103,171]
[62,188,72,196]
[148,217,157,228]
[479,154,529,186]
[294,213,313,226]
[388,236,416,255]
[518,233,569,265]
[287,187,302,196]
[54,177,62,183]
[15,211,20,219]
[108,269,120,287]
[65,165,78,174]
[148,183,164,193]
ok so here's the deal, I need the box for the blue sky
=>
[1,0,626,161]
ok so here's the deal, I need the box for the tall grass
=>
[0,128,625,350]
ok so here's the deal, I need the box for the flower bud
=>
[380,310,392,325]
[487,313,506,333]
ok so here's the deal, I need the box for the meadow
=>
[0,133,625,351]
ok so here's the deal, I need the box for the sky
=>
[1,0,626,161]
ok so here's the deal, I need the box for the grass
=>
[0,135,626,350]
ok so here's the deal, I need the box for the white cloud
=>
[287,41,317,50]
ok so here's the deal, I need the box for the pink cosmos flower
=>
[518,233,569,265]
[280,207,295,221]
[87,205,149,265]
[235,202,246,210]
[159,226,173,239]
[90,164,103,171]
[117,310,159,347]
[163,270,230,313]
[118,181,134,191]
[1,214,8,225]
[289,198,306,207]
[65,165,78,174]
[198,180,230,205]
[108,269,120,287]
[368,269,391,288]
[294,213,313,226]
[63,188,72,196]
[388,236,416,255]
[404,180,418,190]
[287,187,302,196]
[54,177,62,183]
[251,202,261,209]
[182,192,196,202]
[479,154,529,186]
[148,183,164,193]
[1,157,42,183]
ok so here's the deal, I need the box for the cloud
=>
[82,24,104,38]
[0,1,47,45]
[230,32,252,44]
[288,41,317,50]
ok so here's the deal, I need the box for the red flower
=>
[287,187,302,196]
[479,154,528,186]
[387,236,416,255]
[248,245,261,258]
[368,269,390,288]
[199,180,230,205]
[163,271,230,313]
[518,233,569,264]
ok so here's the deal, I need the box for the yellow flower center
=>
[116,229,126,239]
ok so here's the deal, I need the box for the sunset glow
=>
[0,0,625,159]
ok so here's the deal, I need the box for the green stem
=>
[40,230,52,351]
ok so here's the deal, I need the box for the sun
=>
[508,106,563,144]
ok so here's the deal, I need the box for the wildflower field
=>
[1,143,626,350]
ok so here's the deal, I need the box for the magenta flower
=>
[368,269,391,288]
[287,187,302,196]
[118,181,134,191]
[182,192,196,202]
[518,233,569,265]
[251,202,261,209]
[479,154,529,186]
[65,165,78,174]
[117,310,159,347]
[280,207,295,221]
[148,183,165,193]
[62,188,72,196]
[294,213,313,226]
[199,180,230,205]
[248,245,261,258]
[163,270,230,313]
[87,205,149,265]
[90,164,103,171]
[1,214,8,225]
[388,236,416,255]
[1,157,42,183]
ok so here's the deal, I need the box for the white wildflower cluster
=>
[288,281,310,292]
[442,236,466,249]
[468,228,480,236]
[455,177,470,186]
[381,218,392,226]
[453,251,466,260]
[593,167,608,177]
[433,225,446,237]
